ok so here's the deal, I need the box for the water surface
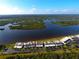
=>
[0,19,79,44]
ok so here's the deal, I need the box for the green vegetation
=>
[0,45,6,51]
[1,15,79,58]
[53,20,79,26]
[0,48,79,59]
[0,21,11,26]
[0,15,79,29]
[0,17,46,30]
[0,44,14,52]
[9,21,45,30]
[0,37,79,59]
[0,18,19,26]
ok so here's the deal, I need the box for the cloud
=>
[0,5,24,15]
[0,5,79,14]
[0,5,40,14]
[41,9,79,14]
[24,8,79,14]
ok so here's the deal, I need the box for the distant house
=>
[55,42,64,46]
[44,43,56,47]
[72,37,79,44]
[61,37,73,44]
[14,42,24,49]
[63,39,73,46]
[75,35,79,38]
[36,43,44,48]
[72,37,79,41]
[64,39,72,44]
[24,42,36,48]
[24,44,36,48]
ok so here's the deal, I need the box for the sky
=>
[0,0,79,14]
